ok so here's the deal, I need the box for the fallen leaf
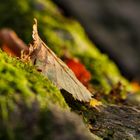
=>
[0,29,28,57]
[1,44,16,56]
[27,19,94,102]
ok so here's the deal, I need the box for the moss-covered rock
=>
[0,50,103,140]
[0,50,67,109]
[0,0,131,96]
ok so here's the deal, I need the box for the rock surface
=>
[90,105,140,139]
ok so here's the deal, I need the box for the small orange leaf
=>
[66,58,91,86]
[131,82,140,92]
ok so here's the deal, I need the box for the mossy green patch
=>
[0,50,70,139]
[0,50,101,140]
[0,50,68,109]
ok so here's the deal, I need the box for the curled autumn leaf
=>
[27,19,95,102]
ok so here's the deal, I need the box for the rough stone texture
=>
[85,105,140,140]
[53,0,140,80]
[62,91,140,140]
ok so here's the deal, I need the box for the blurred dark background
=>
[53,0,140,81]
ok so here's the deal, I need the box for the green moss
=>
[0,0,131,95]
[0,50,72,139]
[0,50,103,140]
[0,50,68,109]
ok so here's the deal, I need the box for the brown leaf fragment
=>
[0,29,28,57]
[29,19,93,102]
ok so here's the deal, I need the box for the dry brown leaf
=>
[0,29,28,57]
[28,19,93,102]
